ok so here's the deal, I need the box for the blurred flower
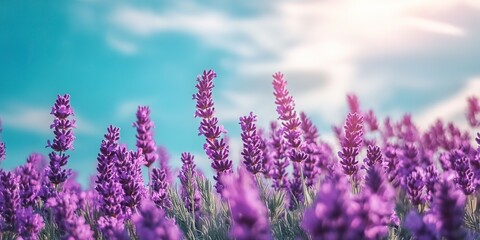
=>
[222,168,272,240]
[16,207,45,240]
[467,96,480,128]
[364,145,382,168]
[432,177,466,239]
[404,211,438,240]
[406,169,425,206]
[132,199,183,240]
[16,153,42,208]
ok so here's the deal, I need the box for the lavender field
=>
[1,69,480,239]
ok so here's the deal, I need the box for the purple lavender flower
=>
[222,168,272,240]
[193,70,232,193]
[16,153,42,207]
[95,126,123,226]
[0,171,20,231]
[383,144,400,187]
[467,96,480,127]
[424,165,438,203]
[133,199,183,240]
[395,114,419,143]
[300,112,320,187]
[116,146,146,216]
[151,167,170,209]
[272,72,308,163]
[269,122,289,190]
[338,112,363,176]
[453,156,475,195]
[133,106,158,168]
[406,169,425,206]
[178,152,201,215]
[46,94,75,186]
[16,207,45,240]
[46,192,94,240]
[239,112,264,175]
[364,145,382,167]
[404,211,438,240]
[432,177,466,239]
[364,109,379,132]
[302,176,359,240]
[347,94,360,113]
[289,162,303,207]
[157,145,173,183]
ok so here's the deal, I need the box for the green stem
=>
[299,164,311,206]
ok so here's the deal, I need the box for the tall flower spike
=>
[239,112,264,175]
[132,199,183,240]
[16,207,45,240]
[46,94,75,186]
[269,122,289,190]
[0,171,21,232]
[272,72,308,163]
[453,156,475,195]
[338,112,364,176]
[300,112,320,187]
[222,168,273,240]
[178,152,201,215]
[467,96,480,127]
[432,177,466,239]
[133,106,158,168]
[116,146,146,217]
[347,94,360,113]
[193,70,232,193]
[17,153,42,207]
[95,126,124,236]
[151,167,170,209]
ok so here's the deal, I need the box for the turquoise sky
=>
[1,1,480,186]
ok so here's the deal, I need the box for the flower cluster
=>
[2,69,480,240]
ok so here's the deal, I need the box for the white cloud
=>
[108,1,479,127]
[0,104,98,135]
[415,76,480,131]
[106,35,138,54]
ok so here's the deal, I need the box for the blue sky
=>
[1,1,480,187]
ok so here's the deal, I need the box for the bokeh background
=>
[1,1,480,187]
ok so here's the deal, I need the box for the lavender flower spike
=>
[116,146,146,216]
[338,112,364,176]
[240,112,264,175]
[269,122,289,190]
[95,126,124,236]
[46,94,75,186]
[433,177,466,239]
[272,72,308,163]
[133,199,183,240]
[133,106,158,168]
[467,96,480,127]
[222,168,273,240]
[0,171,21,232]
[178,152,201,215]
[151,167,170,209]
[193,70,232,193]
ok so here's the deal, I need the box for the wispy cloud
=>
[108,1,480,128]
[0,103,98,135]
[415,76,480,131]
[106,34,138,54]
